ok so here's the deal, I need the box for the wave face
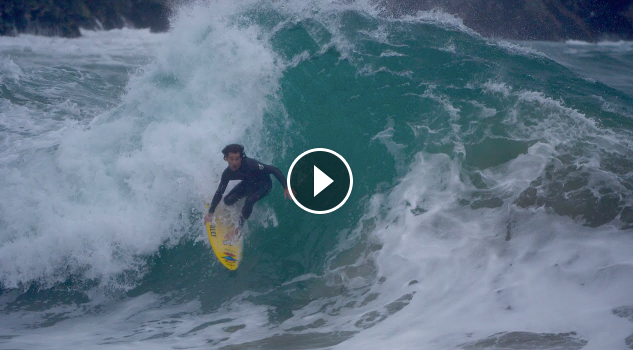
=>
[1,2,633,349]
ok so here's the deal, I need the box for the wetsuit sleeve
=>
[209,170,229,213]
[262,164,287,189]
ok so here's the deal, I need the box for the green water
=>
[1,2,633,349]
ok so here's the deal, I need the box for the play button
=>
[287,148,353,214]
[313,166,333,197]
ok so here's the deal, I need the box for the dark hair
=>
[222,144,245,158]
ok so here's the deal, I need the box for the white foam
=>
[0,291,272,349]
[468,100,497,118]
[2,2,633,349]
[492,39,546,57]
[0,56,23,82]
[331,150,633,349]
[371,118,407,175]
[0,28,165,69]
[566,39,633,50]
[398,8,474,36]
[0,2,283,289]
[324,72,633,348]
[423,88,461,120]
[379,50,406,57]
[566,39,593,46]
[482,80,512,97]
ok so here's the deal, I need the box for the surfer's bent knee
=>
[224,195,237,206]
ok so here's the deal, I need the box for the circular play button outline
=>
[287,148,353,214]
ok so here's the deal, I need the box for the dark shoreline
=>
[1,0,632,41]
[0,0,171,38]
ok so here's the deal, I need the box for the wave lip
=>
[1,2,633,350]
[0,2,284,291]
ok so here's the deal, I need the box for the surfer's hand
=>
[204,212,213,224]
[284,188,296,199]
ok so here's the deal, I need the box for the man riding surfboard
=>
[203,144,295,239]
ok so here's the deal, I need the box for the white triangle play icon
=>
[314,165,333,197]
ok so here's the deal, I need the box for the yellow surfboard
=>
[205,205,243,270]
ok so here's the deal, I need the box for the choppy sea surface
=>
[1,1,633,349]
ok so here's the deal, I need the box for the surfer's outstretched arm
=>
[209,170,230,214]
[261,164,296,199]
[261,164,287,189]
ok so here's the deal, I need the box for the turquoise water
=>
[1,1,633,349]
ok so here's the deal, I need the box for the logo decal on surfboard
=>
[223,255,237,262]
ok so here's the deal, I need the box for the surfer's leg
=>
[223,181,248,206]
[239,181,272,226]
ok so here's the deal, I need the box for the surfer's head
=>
[222,144,245,171]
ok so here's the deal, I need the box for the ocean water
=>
[1,1,633,349]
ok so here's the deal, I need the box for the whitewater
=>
[1,1,633,349]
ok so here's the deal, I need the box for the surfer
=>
[204,144,295,238]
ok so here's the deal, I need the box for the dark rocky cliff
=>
[1,0,632,41]
[0,0,170,37]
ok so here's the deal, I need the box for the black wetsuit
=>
[209,157,287,226]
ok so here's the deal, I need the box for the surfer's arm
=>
[209,171,229,213]
[262,164,287,189]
